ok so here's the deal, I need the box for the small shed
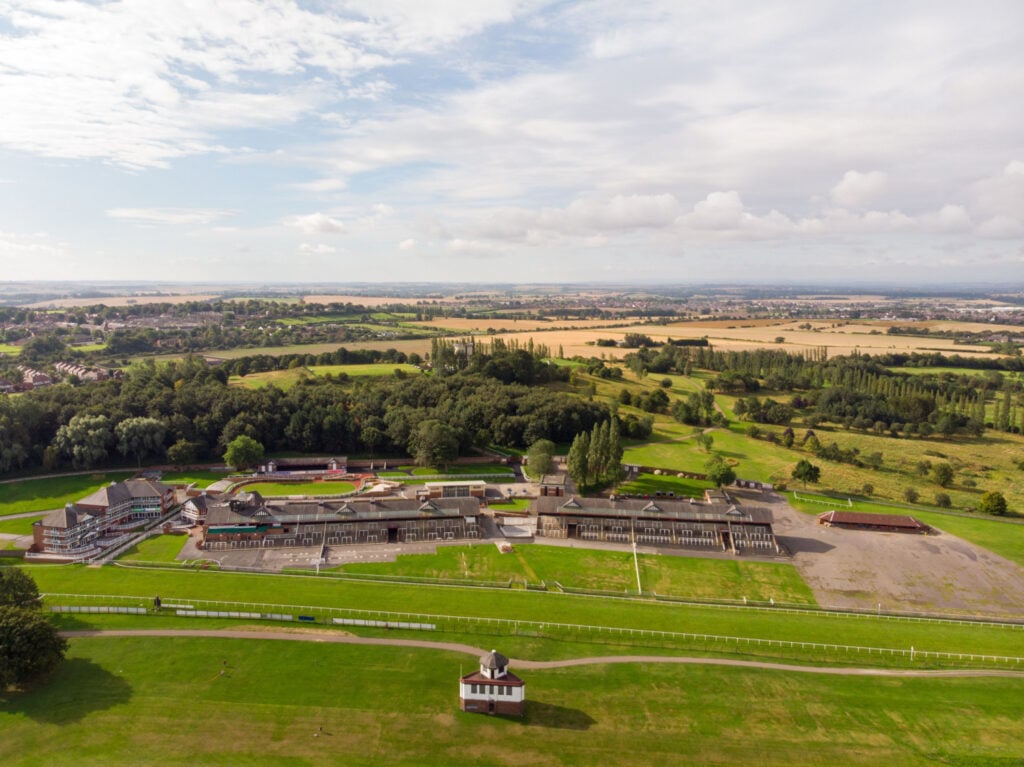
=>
[459,650,525,716]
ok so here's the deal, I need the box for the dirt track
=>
[60,629,1024,678]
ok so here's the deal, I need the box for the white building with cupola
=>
[459,649,526,716]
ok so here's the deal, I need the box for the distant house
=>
[181,493,210,525]
[817,510,929,534]
[534,496,778,554]
[459,650,525,716]
[202,495,481,550]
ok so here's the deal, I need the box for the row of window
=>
[469,683,514,696]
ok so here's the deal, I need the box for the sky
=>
[1,0,1023,286]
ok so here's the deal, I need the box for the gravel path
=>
[60,629,1024,678]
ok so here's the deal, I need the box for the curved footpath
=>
[61,629,1024,678]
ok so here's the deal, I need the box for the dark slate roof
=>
[39,503,102,529]
[460,670,524,686]
[533,496,773,525]
[481,650,509,670]
[77,482,133,508]
[206,496,481,527]
[123,479,171,498]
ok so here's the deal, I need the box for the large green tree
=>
[791,459,821,488]
[978,491,1008,516]
[116,416,167,467]
[54,414,113,469]
[411,420,459,470]
[526,439,556,477]
[0,569,41,608]
[566,431,590,488]
[705,455,736,488]
[223,435,265,471]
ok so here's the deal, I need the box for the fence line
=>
[42,592,1024,668]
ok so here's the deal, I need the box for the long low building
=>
[817,510,929,534]
[533,496,778,554]
[202,492,482,550]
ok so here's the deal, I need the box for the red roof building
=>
[817,510,929,534]
[459,650,525,716]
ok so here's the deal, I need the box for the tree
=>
[526,438,556,476]
[411,420,459,470]
[0,569,41,608]
[791,459,821,488]
[931,462,954,488]
[166,439,199,468]
[0,606,68,689]
[223,435,264,471]
[705,455,736,488]
[903,487,919,503]
[53,414,114,469]
[978,490,1008,516]
[566,431,590,489]
[935,492,951,508]
[695,432,714,452]
[115,416,167,467]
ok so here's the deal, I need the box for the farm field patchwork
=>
[1,636,1022,766]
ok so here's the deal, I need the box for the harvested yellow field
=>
[411,317,631,332]
[302,294,458,306]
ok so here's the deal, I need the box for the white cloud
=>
[830,171,889,209]
[399,238,417,250]
[298,242,336,255]
[283,212,347,234]
[105,208,236,225]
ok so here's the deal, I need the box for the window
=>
[471,684,478,694]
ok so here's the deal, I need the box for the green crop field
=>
[116,534,189,563]
[1,636,1021,766]
[240,481,357,496]
[0,472,135,517]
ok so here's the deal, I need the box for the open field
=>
[159,470,235,488]
[2,636,1022,766]
[230,364,422,390]
[408,317,633,333]
[616,472,714,499]
[117,534,189,563]
[0,472,135,517]
[302,294,459,306]
[0,514,45,536]
[241,481,357,496]
[0,343,22,354]
[23,565,1024,660]
[336,544,815,604]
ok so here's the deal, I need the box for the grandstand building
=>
[533,496,777,554]
[202,493,481,550]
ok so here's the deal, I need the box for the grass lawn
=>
[335,543,803,604]
[116,534,189,563]
[0,514,46,536]
[241,481,357,496]
[787,493,1024,568]
[22,564,1024,661]
[0,636,1021,766]
[616,472,713,499]
[488,499,532,512]
[397,464,513,476]
[0,343,22,354]
[230,364,421,389]
[0,472,135,516]
[159,470,234,487]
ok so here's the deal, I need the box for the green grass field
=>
[0,343,22,355]
[24,564,1024,662]
[0,472,135,517]
[240,481,357,496]
[616,472,713,499]
[116,534,189,563]
[159,470,235,487]
[1,636,1022,766]
[0,514,45,536]
[335,544,813,603]
[230,364,422,390]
